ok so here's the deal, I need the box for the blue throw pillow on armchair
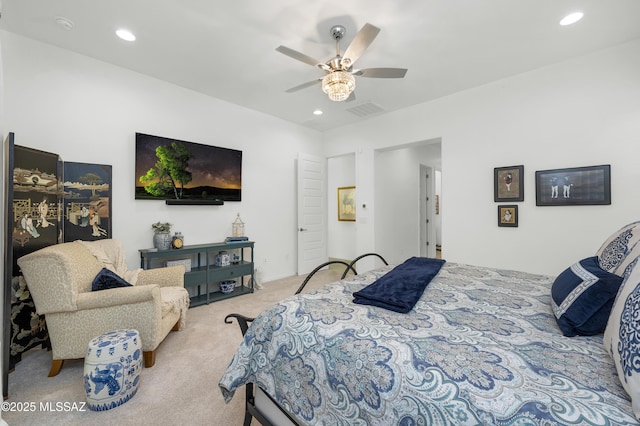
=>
[551,256,623,337]
[92,268,133,291]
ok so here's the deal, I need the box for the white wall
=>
[324,39,640,276]
[3,31,640,279]
[327,154,356,260]
[1,31,324,282]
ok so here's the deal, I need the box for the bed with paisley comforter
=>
[219,258,639,425]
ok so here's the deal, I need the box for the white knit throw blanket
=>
[161,287,190,329]
[79,240,140,284]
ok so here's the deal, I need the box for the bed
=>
[219,223,640,425]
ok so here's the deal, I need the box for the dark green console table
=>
[139,241,254,307]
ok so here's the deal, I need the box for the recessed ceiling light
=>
[313,109,323,116]
[116,29,136,42]
[55,16,74,31]
[560,12,584,26]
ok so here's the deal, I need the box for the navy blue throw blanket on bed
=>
[353,257,446,313]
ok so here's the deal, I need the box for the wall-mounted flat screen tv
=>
[135,133,242,202]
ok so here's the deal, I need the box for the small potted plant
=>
[151,221,172,250]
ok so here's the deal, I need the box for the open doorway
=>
[327,153,357,263]
[374,139,441,264]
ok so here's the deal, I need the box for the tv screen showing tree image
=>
[135,133,242,201]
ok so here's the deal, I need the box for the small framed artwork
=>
[337,186,356,221]
[535,164,611,206]
[494,165,524,202]
[498,205,518,227]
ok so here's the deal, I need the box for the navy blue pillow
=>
[91,268,133,291]
[551,256,623,337]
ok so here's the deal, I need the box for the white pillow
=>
[603,254,640,420]
[596,221,640,276]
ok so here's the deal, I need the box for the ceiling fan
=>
[276,23,408,102]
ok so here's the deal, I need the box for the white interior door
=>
[420,164,437,258]
[297,153,327,274]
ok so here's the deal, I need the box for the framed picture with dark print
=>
[494,165,524,202]
[63,162,113,242]
[535,165,611,206]
[498,205,518,227]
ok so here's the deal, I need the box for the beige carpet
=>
[3,269,343,426]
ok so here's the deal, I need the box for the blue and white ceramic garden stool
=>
[83,329,143,411]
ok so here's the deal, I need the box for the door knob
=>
[299,228,308,231]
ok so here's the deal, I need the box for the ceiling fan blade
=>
[276,46,329,70]
[285,79,322,93]
[353,68,408,78]
[342,23,380,67]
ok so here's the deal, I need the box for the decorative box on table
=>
[165,259,191,272]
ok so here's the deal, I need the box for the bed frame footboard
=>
[225,253,388,426]
[225,314,298,426]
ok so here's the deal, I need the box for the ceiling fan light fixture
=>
[322,71,355,102]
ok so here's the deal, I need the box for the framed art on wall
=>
[498,205,518,227]
[337,186,356,221]
[494,165,524,202]
[535,164,611,206]
[63,162,112,242]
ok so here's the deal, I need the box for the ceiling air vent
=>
[346,102,385,117]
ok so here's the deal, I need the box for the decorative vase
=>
[214,251,230,267]
[153,232,172,250]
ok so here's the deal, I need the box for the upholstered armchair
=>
[17,239,189,376]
